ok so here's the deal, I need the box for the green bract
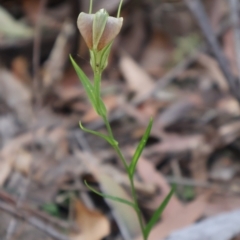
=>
[77,9,123,73]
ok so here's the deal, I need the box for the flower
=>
[77,9,123,73]
[77,9,123,51]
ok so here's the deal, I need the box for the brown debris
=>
[1,0,240,240]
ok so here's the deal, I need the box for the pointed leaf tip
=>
[70,55,97,110]
[84,180,136,209]
[79,121,118,146]
[129,118,153,178]
[144,185,175,239]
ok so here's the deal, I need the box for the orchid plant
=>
[70,1,174,239]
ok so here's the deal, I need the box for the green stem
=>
[113,145,129,173]
[93,70,146,239]
[103,116,128,170]
[103,116,146,239]
[117,0,123,18]
[94,71,101,110]
[114,145,145,238]
[103,116,114,139]
[130,177,146,240]
[89,0,93,13]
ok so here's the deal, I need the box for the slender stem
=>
[102,116,146,238]
[103,116,113,138]
[113,145,129,172]
[93,70,146,239]
[94,71,101,109]
[130,177,146,239]
[114,147,145,238]
[103,116,128,169]
[89,0,93,13]
[117,0,123,18]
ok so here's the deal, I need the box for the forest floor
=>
[1,0,240,240]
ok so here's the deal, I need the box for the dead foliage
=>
[1,0,240,240]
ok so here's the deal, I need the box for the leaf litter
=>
[1,0,240,240]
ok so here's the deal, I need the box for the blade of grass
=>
[84,180,136,210]
[144,186,175,239]
[70,55,96,109]
[98,98,107,117]
[129,118,153,178]
[79,122,118,146]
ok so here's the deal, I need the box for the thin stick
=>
[185,0,240,104]
[0,201,69,240]
[229,0,240,78]
[33,0,48,105]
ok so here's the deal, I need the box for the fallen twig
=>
[0,200,70,240]
[229,0,240,78]
[185,0,240,103]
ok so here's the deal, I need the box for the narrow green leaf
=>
[129,118,153,178]
[144,186,175,239]
[79,122,118,146]
[84,180,136,209]
[98,98,107,117]
[69,55,96,109]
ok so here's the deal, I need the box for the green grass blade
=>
[84,180,136,209]
[97,98,107,117]
[69,55,96,109]
[144,186,175,239]
[129,118,153,178]
[79,122,118,146]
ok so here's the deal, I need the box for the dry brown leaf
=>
[47,127,68,160]
[217,97,240,115]
[98,173,142,239]
[205,194,240,218]
[22,0,41,22]
[119,55,154,101]
[55,86,84,102]
[83,0,129,13]
[219,122,240,144]
[197,53,228,91]
[70,199,110,240]
[137,157,183,218]
[12,149,32,175]
[102,164,156,196]
[1,133,32,157]
[140,32,172,77]
[206,0,228,29]
[120,10,146,58]
[0,148,32,180]
[146,192,210,240]
[136,100,161,120]
[11,56,31,86]
[43,20,75,88]
[74,151,142,239]
[157,95,203,128]
[223,30,238,76]
[136,158,210,240]
[0,68,33,125]
[147,134,204,154]
[0,159,12,187]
